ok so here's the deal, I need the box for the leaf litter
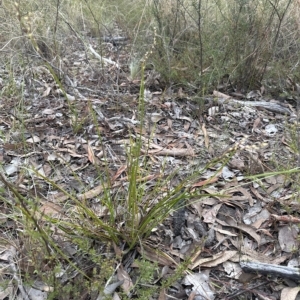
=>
[0,32,300,300]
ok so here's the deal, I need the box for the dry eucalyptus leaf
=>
[214,227,237,237]
[217,219,261,245]
[137,246,177,266]
[117,265,133,294]
[280,286,300,300]
[202,203,222,223]
[189,250,237,269]
[183,272,215,300]
[223,261,242,279]
[26,135,41,143]
[278,225,299,253]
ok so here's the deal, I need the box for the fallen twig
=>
[240,261,300,281]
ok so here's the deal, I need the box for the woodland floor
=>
[0,33,300,300]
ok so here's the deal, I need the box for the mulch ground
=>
[0,33,300,300]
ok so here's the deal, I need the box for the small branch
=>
[271,214,300,224]
[213,91,293,115]
[240,261,300,282]
[88,44,119,68]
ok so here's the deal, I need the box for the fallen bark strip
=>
[223,98,292,115]
[213,91,294,115]
[271,214,300,224]
[240,261,300,281]
[217,98,293,116]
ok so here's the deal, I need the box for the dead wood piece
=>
[271,214,300,224]
[216,97,293,115]
[240,261,300,281]
[102,36,128,45]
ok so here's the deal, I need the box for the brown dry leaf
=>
[228,158,245,171]
[252,117,262,132]
[177,87,184,98]
[278,225,299,253]
[50,192,69,202]
[42,108,55,115]
[230,243,272,264]
[167,118,172,129]
[237,272,257,284]
[201,188,228,200]
[236,186,254,206]
[188,291,196,300]
[190,200,204,217]
[271,255,290,265]
[3,143,24,150]
[265,176,277,185]
[26,136,41,143]
[150,112,164,123]
[202,203,222,223]
[78,181,123,200]
[87,144,95,164]
[227,186,254,206]
[90,202,109,217]
[201,198,218,205]
[141,138,195,156]
[112,243,123,259]
[42,163,52,177]
[0,246,16,261]
[281,287,300,300]
[187,246,204,263]
[250,186,265,202]
[189,250,237,269]
[213,90,231,99]
[252,218,268,229]
[63,138,79,145]
[39,202,64,218]
[208,106,219,116]
[216,231,226,245]
[137,245,177,266]
[158,288,167,300]
[217,219,261,245]
[112,165,127,182]
[184,121,190,131]
[214,227,237,237]
[185,141,194,155]
[0,286,14,299]
[187,241,203,263]
[112,293,121,300]
[191,176,219,188]
[56,147,85,158]
[146,146,194,157]
[202,123,209,148]
[117,264,133,295]
[118,173,160,184]
[223,261,242,280]
[0,210,7,225]
[256,228,272,240]
[267,183,282,194]
[78,184,105,200]
[238,223,261,245]
[42,84,52,97]
[183,272,215,300]
[275,174,286,184]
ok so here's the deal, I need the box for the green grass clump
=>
[1,0,298,94]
